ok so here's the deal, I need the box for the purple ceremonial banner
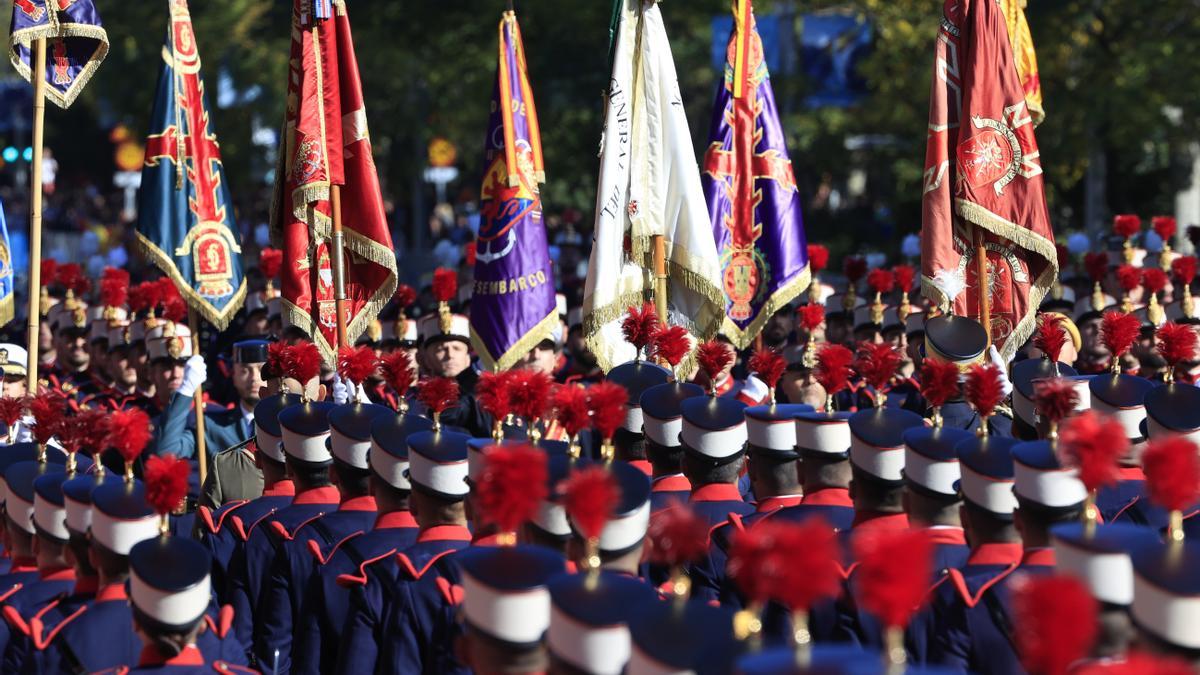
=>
[701,5,809,349]
[469,11,557,372]
[8,0,108,109]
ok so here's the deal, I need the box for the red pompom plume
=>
[1113,214,1141,239]
[843,257,867,283]
[1115,265,1142,293]
[815,343,854,397]
[417,377,460,417]
[0,396,27,428]
[551,384,591,438]
[1058,411,1127,492]
[893,264,915,293]
[432,268,458,304]
[266,341,288,379]
[774,518,842,612]
[964,364,1004,419]
[394,284,417,310]
[74,409,108,457]
[56,263,90,296]
[1157,322,1198,368]
[476,370,514,420]
[587,381,628,442]
[867,268,895,295]
[1034,314,1069,363]
[1013,575,1098,675]
[40,259,57,285]
[162,295,187,323]
[100,275,129,309]
[620,303,660,356]
[749,349,787,391]
[29,392,66,445]
[508,370,553,422]
[807,244,829,273]
[561,465,619,540]
[281,342,322,385]
[336,345,379,386]
[797,304,825,332]
[477,445,548,533]
[379,351,414,398]
[1172,256,1197,285]
[727,521,786,606]
[651,325,691,369]
[259,248,283,280]
[919,360,961,409]
[645,506,710,568]
[1143,267,1168,295]
[1152,216,1177,241]
[105,408,153,464]
[1033,379,1079,426]
[1100,311,1140,359]
[853,529,933,629]
[1084,252,1108,283]
[144,454,190,517]
[695,340,733,385]
[855,342,901,393]
[1142,437,1200,513]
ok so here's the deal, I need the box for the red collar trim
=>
[651,474,691,492]
[627,460,652,476]
[376,510,417,530]
[690,483,743,503]
[756,495,803,512]
[39,567,74,582]
[471,532,507,547]
[1117,467,1145,481]
[801,488,852,507]
[852,511,909,531]
[138,644,205,666]
[967,543,1023,566]
[71,576,98,595]
[339,496,377,512]
[293,485,341,505]
[922,527,967,546]
[1021,548,1056,566]
[264,480,296,497]
[417,525,472,543]
[96,583,128,602]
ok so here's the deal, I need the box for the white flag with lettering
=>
[582,0,723,372]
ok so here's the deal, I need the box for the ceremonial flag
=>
[7,0,107,109]
[0,198,13,327]
[702,0,809,349]
[921,0,1057,359]
[270,0,397,360]
[1002,0,1043,126]
[135,0,245,330]
[583,0,724,371]
[469,11,557,372]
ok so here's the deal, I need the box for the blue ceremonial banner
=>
[135,0,244,330]
[7,0,108,109]
[469,10,557,372]
[0,197,13,327]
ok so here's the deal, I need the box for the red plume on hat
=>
[919,360,961,412]
[1153,215,1177,242]
[814,343,853,410]
[853,529,932,634]
[0,396,27,432]
[379,351,414,411]
[843,257,867,283]
[1157,323,1198,381]
[1032,379,1079,429]
[477,445,548,536]
[727,521,786,608]
[561,465,619,561]
[587,381,627,450]
[797,304,825,332]
[40,259,57,286]
[774,518,841,615]
[696,340,733,395]
[1115,265,1142,294]
[144,454,190,530]
[336,345,379,387]
[1172,256,1197,286]
[650,325,691,374]
[476,370,514,421]
[551,384,591,440]
[265,341,288,379]
[807,244,829,273]
[56,263,90,297]
[394,284,418,312]
[892,265,915,294]
[162,295,187,323]
[1013,575,1098,675]
[1058,411,1126,493]
[645,506,710,570]
[1034,314,1069,364]
[100,274,129,310]
[749,348,786,400]
[259,248,283,295]
[29,391,66,446]
[1083,252,1108,284]
[854,342,901,406]
[866,268,895,295]
[105,408,152,480]
[1100,311,1140,367]
[417,377,460,428]
[1142,437,1200,531]
[281,342,322,387]
[1112,214,1141,240]
[1143,267,1168,295]
[508,370,553,425]
[621,303,660,358]
[964,363,1004,424]
[431,268,458,304]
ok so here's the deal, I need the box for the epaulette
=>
[198,500,250,536]
[230,508,279,543]
[203,605,235,640]
[308,530,365,566]
[946,564,1019,608]
[268,512,328,542]
[395,549,458,581]
[31,596,87,650]
[435,577,464,606]
[335,548,397,588]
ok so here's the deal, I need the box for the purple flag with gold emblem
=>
[8,0,108,109]
[469,9,557,372]
[702,0,809,349]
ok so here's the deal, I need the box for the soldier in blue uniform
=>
[627,595,746,674]
[1089,357,1156,523]
[902,413,971,574]
[564,460,652,578]
[546,567,658,673]
[676,393,755,529]
[605,355,670,473]
[198,339,273,509]
[292,408,431,674]
[225,396,340,654]
[640,379,705,514]
[1129,537,1200,665]
[0,444,65,589]
[336,425,474,674]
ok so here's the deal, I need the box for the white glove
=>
[13,415,33,443]
[332,374,350,405]
[988,346,1013,398]
[178,355,208,398]
[354,382,372,404]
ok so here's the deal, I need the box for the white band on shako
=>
[330,429,371,470]
[1090,397,1145,440]
[849,433,905,482]
[904,446,960,496]
[369,442,411,491]
[255,427,285,463]
[794,417,850,455]
[33,495,69,540]
[747,417,797,452]
[959,464,1017,514]
[623,405,643,434]
[408,449,469,497]
[64,494,93,534]
[280,425,332,463]
[461,572,551,645]
[1013,461,1087,508]
[1146,414,1200,444]
[91,510,160,555]
[643,413,682,448]
[680,419,746,460]
[1132,569,1200,649]
[1053,536,1135,605]
[533,499,571,537]
[597,500,650,552]
[548,604,631,675]
[131,569,212,628]
[7,493,34,534]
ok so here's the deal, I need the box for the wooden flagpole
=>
[330,184,348,347]
[974,226,991,343]
[652,234,667,324]
[188,309,208,486]
[24,38,47,394]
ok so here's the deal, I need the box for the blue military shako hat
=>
[456,544,567,647]
[736,644,958,675]
[923,314,988,369]
[606,360,670,434]
[369,411,433,491]
[680,396,748,464]
[5,459,65,535]
[529,453,575,541]
[1130,538,1200,651]
[328,402,392,470]
[406,429,471,500]
[565,460,651,556]
[1089,373,1155,443]
[232,339,270,364]
[794,411,853,458]
[628,597,744,674]
[955,435,1020,517]
[848,407,924,485]
[0,442,65,507]
[278,400,336,464]
[903,425,972,498]
[745,403,813,460]
[1011,357,1081,428]
[546,570,657,674]
[640,381,705,450]
[91,478,160,555]
[129,535,213,632]
[1144,382,1200,444]
[1051,522,1159,606]
[63,470,118,536]
[1011,440,1088,511]
[253,393,302,463]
